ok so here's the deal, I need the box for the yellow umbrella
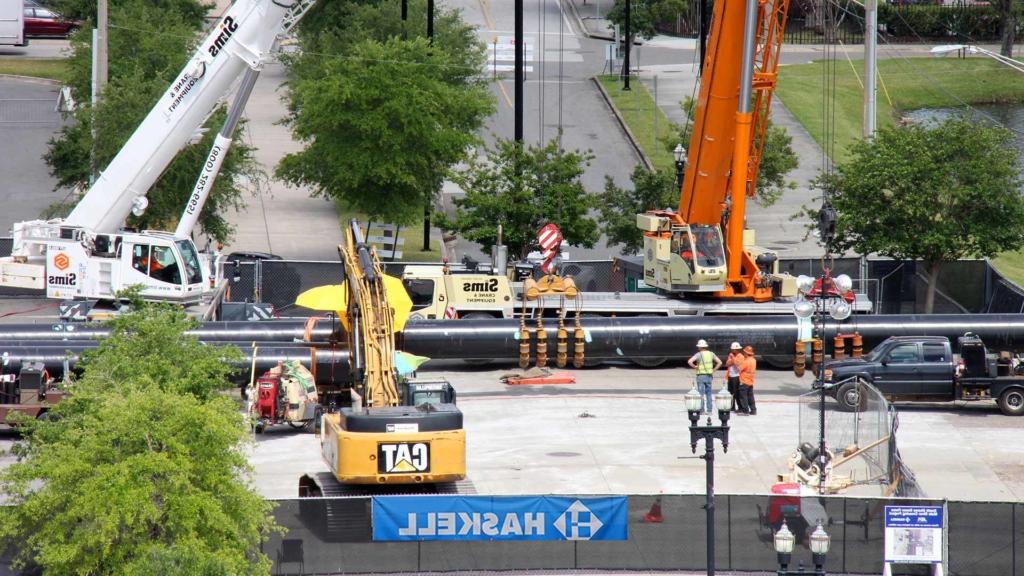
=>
[294,276,412,333]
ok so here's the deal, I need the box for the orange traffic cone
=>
[643,494,664,523]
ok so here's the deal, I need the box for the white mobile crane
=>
[0,0,315,305]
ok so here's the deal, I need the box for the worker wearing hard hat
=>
[725,342,743,412]
[688,339,722,414]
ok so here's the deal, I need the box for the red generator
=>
[253,373,284,430]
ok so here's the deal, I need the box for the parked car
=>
[23,1,78,38]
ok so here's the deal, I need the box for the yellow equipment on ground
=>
[319,220,465,485]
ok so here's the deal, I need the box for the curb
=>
[564,0,615,41]
[591,75,655,172]
[0,74,62,86]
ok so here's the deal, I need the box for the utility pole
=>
[863,0,877,138]
[97,0,108,91]
[861,0,878,291]
[515,0,523,142]
[622,0,631,90]
[423,0,435,252]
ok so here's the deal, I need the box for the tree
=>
[992,0,1017,57]
[665,97,797,206]
[277,36,493,224]
[438,138,600,258]
[43,0,263,242]
[278,0,492,224]
[598,166,677,254]
[0,301,276,575]
[605,0,688,41]
[823,117,1024,313]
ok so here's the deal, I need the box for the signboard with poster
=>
[883,505,945,576]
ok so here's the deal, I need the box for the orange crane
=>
[636,0,793,302]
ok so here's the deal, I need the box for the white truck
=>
[0,0,316,307]
[0,0,26,47]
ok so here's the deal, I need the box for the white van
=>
[0,0,25,46]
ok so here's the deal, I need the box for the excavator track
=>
[301,472,477,498]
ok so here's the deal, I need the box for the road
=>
[0,40,72,236]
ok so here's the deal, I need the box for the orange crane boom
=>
[637,0,793,302]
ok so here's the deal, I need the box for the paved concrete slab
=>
[248,361,1024,503]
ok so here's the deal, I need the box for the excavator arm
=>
[340,220,400,408]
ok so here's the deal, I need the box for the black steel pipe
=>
[4,314,1024,366]
[0,320,335,342]
[0,344,350,385]
[397,314,1024,364]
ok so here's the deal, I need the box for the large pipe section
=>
[0,344,349,385]
[5,314,1024,367]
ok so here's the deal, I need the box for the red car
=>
[23,2,78,38]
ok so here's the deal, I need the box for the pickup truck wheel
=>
[836,380,868,412]
[998,388,1024,416]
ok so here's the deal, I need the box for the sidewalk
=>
[221,59,345,261]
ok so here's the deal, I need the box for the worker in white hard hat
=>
[687,339,722,414]
[725,342,743,412]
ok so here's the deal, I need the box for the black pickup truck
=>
[824,334,1024,416]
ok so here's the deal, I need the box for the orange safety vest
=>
[739,355,757,386]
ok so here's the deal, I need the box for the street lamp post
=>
[686,386,733,576]
[774,521,831,575]
[673,143,686,191]
[793,270,853,495]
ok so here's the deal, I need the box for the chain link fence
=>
[795,379,918,496]
[249,495,1019,575]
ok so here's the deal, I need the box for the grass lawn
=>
[776,56,1024,163]
[597,75,677,174]
[0,58,71,82]
[334,201,442,263]
[778,56,1024,286]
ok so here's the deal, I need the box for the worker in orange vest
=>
[737,345,757,415]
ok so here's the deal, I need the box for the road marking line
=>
[497,80,513,109]
[477,0,496,31]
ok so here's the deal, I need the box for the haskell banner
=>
[372,496,628,541]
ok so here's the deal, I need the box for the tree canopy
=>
[599,166,677,254]
[606,0,688,40]
[0,301,276,575]
[825,116,1024,312]
[44,0,262,242]
[278,0,492,224]
[438,138,599,258]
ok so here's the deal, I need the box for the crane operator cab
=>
[637,214,727,293]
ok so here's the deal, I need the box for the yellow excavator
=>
[314,220,466,486]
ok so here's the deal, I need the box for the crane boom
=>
[66,0,291,233]
[637,0,792,301]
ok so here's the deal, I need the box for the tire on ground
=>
[997,387,1024,416]
[835,379,869,412]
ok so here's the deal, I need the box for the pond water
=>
[904,103,1024,153]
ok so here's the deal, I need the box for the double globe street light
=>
[685,386,733,576]
[792,270,854,495]
[774,521,832,575]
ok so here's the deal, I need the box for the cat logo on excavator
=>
[378,442,430,474]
